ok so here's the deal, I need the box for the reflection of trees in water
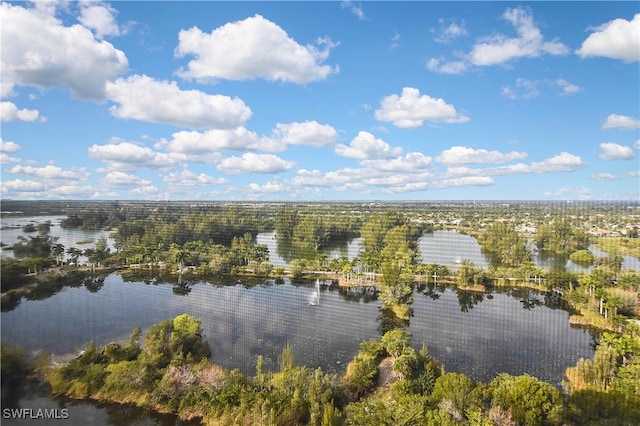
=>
[543,291,566,310]
[173,275,192,296]
[519,295,543,310]
[83,274,106,293]
[417,282,443,300]
[456,290,484,313]
[417,282,566,314]
[1,293,21,312]
[534,251,572,271]
[502,287,545,310]
[26,273,84,300]
[275,237,295,262]
[276,235,353,263]
[2,271,91,312]
[337,286,378,303]
[377,307,410,336]
[0,369,37,409]
[276,237,315,262]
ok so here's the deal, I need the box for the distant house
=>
[590,228,611,237]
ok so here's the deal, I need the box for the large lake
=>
[3,217,634,425]
[2,274,595,386]
[0,275,600,425]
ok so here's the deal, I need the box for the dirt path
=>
[376,357,397,389]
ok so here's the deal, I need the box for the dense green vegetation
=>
[535,218,590,257]
[569,249,596,265]
[4,313,638,425]
[2,200,639,423]
[478,221,530,267]
[356,212,426,320]
[275,209,361,253]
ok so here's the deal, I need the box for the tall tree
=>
[478,222,530,267]
[66,247,82,268]
[536,218,589,256]
[52,243,65,265]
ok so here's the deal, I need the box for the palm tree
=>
[601,332,639,365]
[84,248,98,272]
[593,287,608,316]
[66,247,82,268]
[603,294,623,321]
[456,260,476,288]
[52,243,65,265]
[170,244,188,273]
[26,257,40,275]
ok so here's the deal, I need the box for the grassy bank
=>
[593,236,640,259]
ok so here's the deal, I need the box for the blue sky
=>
[1,1,639,201]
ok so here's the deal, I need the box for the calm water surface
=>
[418,230,639,271]
[0,215,113,260]
[2,274,595,385]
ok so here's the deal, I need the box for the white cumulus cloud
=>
[590,173,618,181]
[469,7,568,66]
[428,7,567,73]
[8,164,88,180]
[49,185,95,197]
[543,187,591,200]
[432,19,467,43]
[0,139,20,153]
[426,58,468,74]
[106,75,252,129]
[554,79,582,95]
[374,87,469,128]
[334,131,403,160]
[78,3,123,39]
[131,185,159,195]
[163,169,227,187]
[273,121,338,147]
[381,182,429,194]
[165,128,266,154]
[577,14,640,62]
[598,142,634,160]
[175,14,337,84]
[100,171,153,188]
[529,152,584,172]
[217,153,295,174]
[1,179,45,193]
[248,181,285,193]
[438,176,495,188]
[88,141,177,170]
[436,146,528,165]
[602,114,640,131]
[0,151,21,164]
[0,2,128,100]
[362,152,433,172]
[1,101,42,122]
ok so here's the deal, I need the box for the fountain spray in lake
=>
[308,279,320,306]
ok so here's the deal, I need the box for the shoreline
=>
[3,263,629,332]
